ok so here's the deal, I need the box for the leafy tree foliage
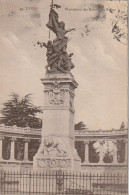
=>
[89,141,99,163]
[28,140,40,161]
[103,150,113,163]
[75,121,86,130]
[0,93,42,128]
[75,141,85,163]
[75,141,99,163]
[117,140,125,163]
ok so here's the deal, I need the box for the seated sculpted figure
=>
[57,52,75,73]
[45,8,75,72]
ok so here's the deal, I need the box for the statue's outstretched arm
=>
[65,28,76,34]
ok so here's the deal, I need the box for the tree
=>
[75,141,85,163]
[117,140,125,163]
[103,150,113,163]
[89,141,99,163]
[75,121,86,130]
[0,92,43,128]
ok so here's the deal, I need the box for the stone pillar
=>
[24,139,30,161]
[124,140,128,163]
[113,140,117,164]
[84,141,89,164]
[33,73,81,170]
[99,141,104,164]
[10,137,17,160]
[0,137,4,160]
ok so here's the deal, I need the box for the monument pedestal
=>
[33,73,81,170]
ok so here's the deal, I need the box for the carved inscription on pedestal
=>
[37,159,71,168]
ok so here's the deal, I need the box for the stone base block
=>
[33,156,81,171]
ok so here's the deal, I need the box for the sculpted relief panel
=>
[49,90,65,105]
[37,159,71,168]
[38,136,68,158]
[48,81,65,105]
[46,81,75,108]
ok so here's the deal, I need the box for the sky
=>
[0,0,128,130]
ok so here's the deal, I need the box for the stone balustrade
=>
[0,124,127,137]
[0,124,41,135]
[82,139,128,165]
[74,128,128,136]
[0,125,128,168]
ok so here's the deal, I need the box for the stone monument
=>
[33,1,81,170]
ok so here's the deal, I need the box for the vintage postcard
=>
[0,0,128,194]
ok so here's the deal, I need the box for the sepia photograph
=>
[0,0,128,194]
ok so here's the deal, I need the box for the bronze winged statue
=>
[38,1,76,73]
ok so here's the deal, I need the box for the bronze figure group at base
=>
[38,4,75,73]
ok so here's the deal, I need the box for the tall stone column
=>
[84,141,89,164]
[24,139,30,161]
[33,73,81,170]
[0,137,4,160]
[10,137,17,161]
[99,141,104,164]
[113,140,118,164]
